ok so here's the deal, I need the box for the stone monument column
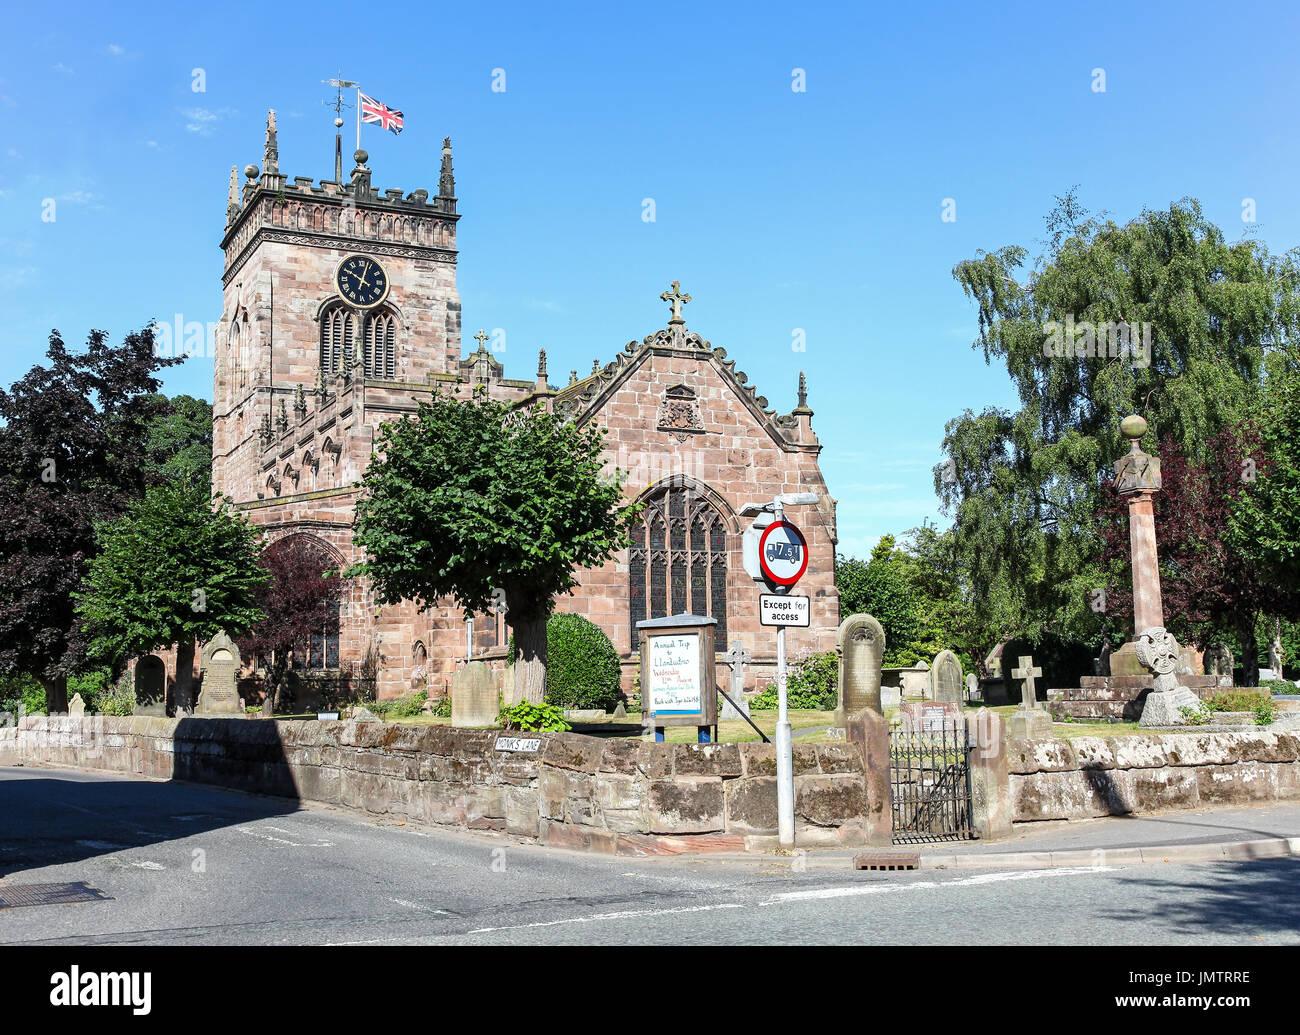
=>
[1109,415,1169,677]
[1116,414,1163,630]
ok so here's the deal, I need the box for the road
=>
[1,766,1298,946]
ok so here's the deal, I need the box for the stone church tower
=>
[211,111,840,705]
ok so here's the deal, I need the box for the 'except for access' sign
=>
[760,593,810,627]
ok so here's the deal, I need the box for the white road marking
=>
[235,827,333,848]
[766,867,1110,904]
[467,902,746,934]
[130,861,165,871]
[391,898,448,913]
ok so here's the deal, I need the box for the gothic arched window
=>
[629,483,728,651]
[320,304,357,375]
[363,308,398,379]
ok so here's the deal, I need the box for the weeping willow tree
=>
[938,190,1300,653]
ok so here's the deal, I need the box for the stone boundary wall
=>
[1009,731,1300,822]
[0,716,869,855]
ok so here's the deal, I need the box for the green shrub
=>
[499,700,571,733]
[0,673,45,718]
[1262,678,1298,696]
[750,651,839,711]
[1178,704,1213,726]
[427,695,451,717]
[372,690,427,718]
[92,676,136,717]
[1253,698,1278,726]
[1206,689,1270,712]
[510,613,622,712]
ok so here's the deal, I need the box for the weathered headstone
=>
[351,706,379,722]
[452,660,498,728]
[196,631,244,715]
[68,693,85,719]
[930,650,964,704]
[835,614,885,723]
[965,672,979,701]
[1007,655,1052,740]
[1137,627,1203,726]
[133,655,167,716]
[899,700,962,733]
[500,661,522,707]
[721,644,751,720]
[1204,643,1234,678]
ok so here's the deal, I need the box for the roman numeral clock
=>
[335,254,391,309]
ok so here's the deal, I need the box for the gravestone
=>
[1138,627,1203,726]
[1204,643,1234,678]
[500,662,522,707]
[835,614,885,723]
[899,701,962,733]
[452,660,498,728]
[1007,655,1052,740]
[68,693,85,719]
[721,644,751,720]
[930,650,964,704]
[965,672,979,701]
[133,655,167,716]
[351,706,379,722]
[196,631,244,715]
[904,660,930,698]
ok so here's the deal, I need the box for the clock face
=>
[334,254,390,309]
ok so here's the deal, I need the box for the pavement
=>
[2,763,1299,944]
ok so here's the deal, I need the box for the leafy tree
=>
[835,544,918,664]
[0,327,180,711]
[238,535,342,716]
[75,479,268,713]
[1232,355,1300,589]
[939,192,1300,651]
[351,387,639,703]
[144,393,212,489]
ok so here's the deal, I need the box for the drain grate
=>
[854,852,920,871]
[0,881,110,909]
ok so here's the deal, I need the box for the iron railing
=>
[889,721,974,843]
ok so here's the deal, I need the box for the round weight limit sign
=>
[758,520,809,588]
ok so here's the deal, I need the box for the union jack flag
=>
[360,93,403,134]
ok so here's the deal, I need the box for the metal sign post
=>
[743,492,817,848]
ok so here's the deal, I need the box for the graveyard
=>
[6,6,1300,991]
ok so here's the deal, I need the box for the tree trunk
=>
[174,638,196,715]
[513,614,548,705]
[1240,619,1260,688]
[1269,616,1284,675]
[41,673,68,715]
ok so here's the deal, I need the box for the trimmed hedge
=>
[750,651,838,711]
[511,613,623,712]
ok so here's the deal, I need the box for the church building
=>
[209,111,840,703]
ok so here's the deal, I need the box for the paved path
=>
[2,766,1298,945]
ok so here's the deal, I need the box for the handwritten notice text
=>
[647,633,701,715]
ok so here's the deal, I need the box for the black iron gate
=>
[890,722,974,842]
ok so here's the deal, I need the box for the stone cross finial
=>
[660,280,692,324]
[591,359,600,375]
[473,328,489,351]
[537,348,547,379]
[1012,655,1044,708]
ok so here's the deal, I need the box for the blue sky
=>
[2,0,1299,560]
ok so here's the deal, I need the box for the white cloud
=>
[57,189,97,205]
[181,106,236,135]
[0,266,38,291]
[52,62,75,76]
[107,43,125,55]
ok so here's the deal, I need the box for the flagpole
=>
[355,86,361,152]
